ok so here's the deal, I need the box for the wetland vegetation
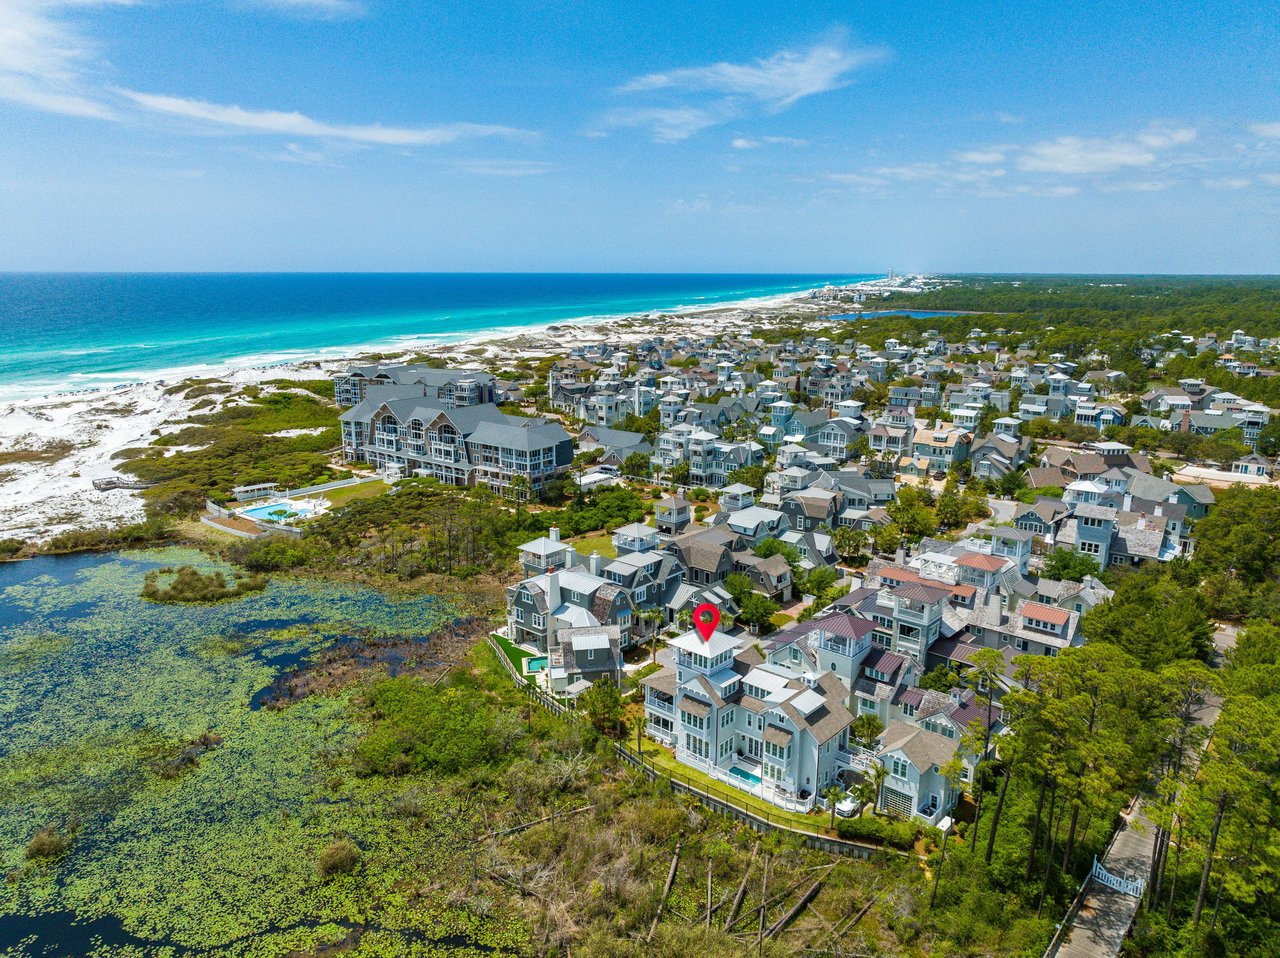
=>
[0,547,1056,958]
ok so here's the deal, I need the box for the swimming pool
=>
[526,656,548,673]
[239,499,322,522]
[728,766,761,786]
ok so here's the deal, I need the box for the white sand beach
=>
[0,275,931,540]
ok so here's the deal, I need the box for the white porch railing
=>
[837,746,878,773]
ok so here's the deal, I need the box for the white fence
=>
[1090,856,1146,898]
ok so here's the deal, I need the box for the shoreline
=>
[0,274,934,541]
[0,275,879,405]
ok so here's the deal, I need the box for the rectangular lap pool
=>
[526,656,548,673]
[728,766,761,786]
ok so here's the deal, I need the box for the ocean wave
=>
[0,275,880,402]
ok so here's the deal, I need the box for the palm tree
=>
[824,785,844,830]
[639,608,665,663]
[868,762,888,816]
[853,777,878,818]
[851,714,885,750]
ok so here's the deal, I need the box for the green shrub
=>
[0,538,25,559]
[836,815,922,849]
[226,537,309,572]
[43,517,174,554]
[355,678,503,776]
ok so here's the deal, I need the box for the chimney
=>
[549,526,560,542]
[589,551,603,576]
[546,569,561,610]
[1123,492,1132,512]
[1181,408,1192,433]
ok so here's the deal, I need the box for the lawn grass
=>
[492,631,534,678]
[568,532,617,559]
[770,612,795,628]
[631,737,834,835]
[324,480,389,509]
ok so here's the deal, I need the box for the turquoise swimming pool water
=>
[240,499,325,522]
[729,766,761,786]
[527,656,548,672]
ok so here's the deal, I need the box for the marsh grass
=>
[24,826,71,860]
[141,565,267,603]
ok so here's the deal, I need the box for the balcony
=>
[837,746,877,773]
[645,692,675,716]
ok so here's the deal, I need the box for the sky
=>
[0,0,1277,273]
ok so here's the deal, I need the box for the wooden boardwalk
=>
[1046,804,1154,958]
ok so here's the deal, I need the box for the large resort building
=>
[339,396,572,494]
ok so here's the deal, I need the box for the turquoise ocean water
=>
[0,273,874,402]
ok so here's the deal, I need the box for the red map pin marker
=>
[692,603,721,642]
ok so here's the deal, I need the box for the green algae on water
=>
[0,549,528,957]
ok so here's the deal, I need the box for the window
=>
[513,608,525,623]
[901,703,916,718]
[680,710,706,730]
[1015,637,1029,652]
[1026,617,1060,633]
[531,613,544,629]
[1079,541,1102,556]
[720,708,736,728]
[890,756,909,778]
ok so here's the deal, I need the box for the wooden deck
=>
[1046,804,1154,958]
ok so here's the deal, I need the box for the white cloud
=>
[603,106,725,144]
[619,37,887,110]
[118,90,533,146]
[247,0,365,18]
[955,149,1006,164]
[1202,177,1252,190]
[1017,136,1158,174]
[1250,122,1280,139]
[611,34,887,142]
[731,135,808,149]
[1136,123,1197,148]
[0,0,134,119]
[0,1,536,160]
[1260,173,1280,187]
[1098,180,1174,193]
[454,159,554,176]
[995,112,1023,125]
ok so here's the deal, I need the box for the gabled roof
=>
[879,721,958,772]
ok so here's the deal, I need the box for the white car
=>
[835,796,858,818]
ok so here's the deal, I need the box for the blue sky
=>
[0,0,1277,272]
